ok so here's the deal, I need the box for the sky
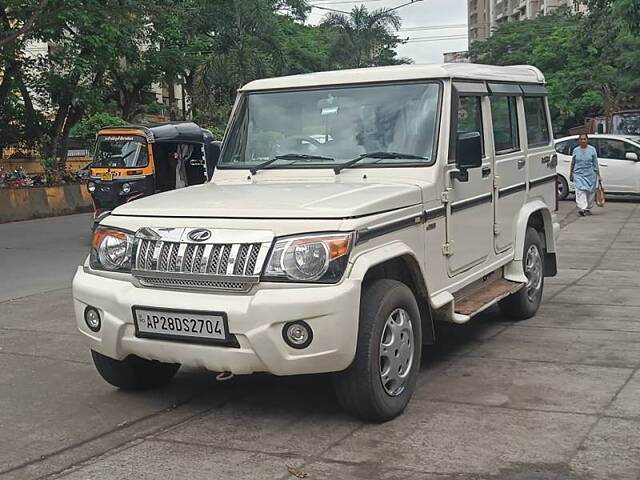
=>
[306,0,469,64]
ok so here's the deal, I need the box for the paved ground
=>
[1,200,639,480]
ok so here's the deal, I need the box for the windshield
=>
[93,134,149,168]
[219,82,441,169]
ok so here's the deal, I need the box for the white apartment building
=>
[469,0,582,44]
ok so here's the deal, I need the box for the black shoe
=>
[585,209,592,216]
[578,210,585,216]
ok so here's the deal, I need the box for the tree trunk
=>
[167,80,176,121]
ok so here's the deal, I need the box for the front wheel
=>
[91,350,180,391]
[333,279,422,422]
[499,227,544,320]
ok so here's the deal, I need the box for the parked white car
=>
[73,63,559,421]
[555,134,640,199]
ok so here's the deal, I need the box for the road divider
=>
[0,184,92,223]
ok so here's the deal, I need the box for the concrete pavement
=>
[1,201,639,480]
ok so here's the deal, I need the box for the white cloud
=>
[306,0,468,64]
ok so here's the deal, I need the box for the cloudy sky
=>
[306,0,469,64]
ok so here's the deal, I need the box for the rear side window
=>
[491,96,520,154]
[523,97,550,147]
[455,96,485,161]
[554,141,568,155]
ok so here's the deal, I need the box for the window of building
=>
[491,96,520,154]
[523,97,550,147]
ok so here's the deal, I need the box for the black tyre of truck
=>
[499,227,545,321]
[91,350,180,391]
[557,175,569,201]
[333,279,422,422]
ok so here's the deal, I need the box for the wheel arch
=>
[349,243,435,344]
[504,202,558,282]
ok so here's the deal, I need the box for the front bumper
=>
[72,267,361,376]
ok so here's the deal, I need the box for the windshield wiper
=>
[249,153,334,175]
[333,151,430,174]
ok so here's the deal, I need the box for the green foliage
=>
[320,6,406,69]
[470,4,640,132]
[74,113,127,150]
[1,0,408,151]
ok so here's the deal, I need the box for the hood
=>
[112,181,422,219]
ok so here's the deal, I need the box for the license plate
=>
[133,307,229,345]
[101,172,113,181]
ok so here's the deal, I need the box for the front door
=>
[592,138,640,193]
[446,94,493,276]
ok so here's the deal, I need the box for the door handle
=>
[517,158,526,169]
[599,163,608,167]
[482,166,491,178]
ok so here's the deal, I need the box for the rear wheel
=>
[333,279,422,422]
[557,175,569,201]
[499,227,544,320]
[91,350,180,391]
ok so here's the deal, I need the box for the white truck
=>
[73,64,559,421]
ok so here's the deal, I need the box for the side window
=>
[454,96,484,163]
[554,140,567,155]
[523,97,550,147]
[598,139,627,160]
[625,142,640,159]
[490,96,520,154]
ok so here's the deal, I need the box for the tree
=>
[321,5,405,68]
[469,6,640,132]
[74,113,127,151]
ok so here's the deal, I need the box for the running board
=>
[453,272,523,317]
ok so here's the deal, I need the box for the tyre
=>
[91,350,180,391]
[557,175,569,201]
[333,279,422,422]
[499,227,544,320]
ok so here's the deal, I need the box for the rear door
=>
[489,84,527,254]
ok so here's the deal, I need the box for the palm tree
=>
[321,5,403,68]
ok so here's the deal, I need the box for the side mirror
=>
[453,132,482,181]
[625,151,638,161]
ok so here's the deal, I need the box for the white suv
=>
[73,64,559,421]
[555,134,640,199]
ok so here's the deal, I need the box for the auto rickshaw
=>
[87,122,221,229]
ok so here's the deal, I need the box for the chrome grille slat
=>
[158,243,171,271]
[182,244,196,272]
[245,244,260,276]
[219,245,231,275]
[132,230,269,293]
[234,244,249,276]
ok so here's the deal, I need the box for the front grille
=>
[132,227,272,292]
[138,276,252,292]
[135,239,264,276]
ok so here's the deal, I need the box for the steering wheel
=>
[282,135,324,152]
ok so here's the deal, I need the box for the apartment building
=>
[469,0,581,43]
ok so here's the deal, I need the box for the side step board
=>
[453,272,523,318]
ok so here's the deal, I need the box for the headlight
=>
[262,233,353,283]
[87,182,96,193]
[120,182,131,194]
[90,227,134,272]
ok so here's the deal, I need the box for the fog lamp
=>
[87,182,96,193]
[84,307,101,332]
[121,182,131,194]
[282,321,313,349]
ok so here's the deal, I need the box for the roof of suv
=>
[556,134,640,143]
[240,63,545,92]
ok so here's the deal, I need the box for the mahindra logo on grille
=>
[188,229,211,242]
